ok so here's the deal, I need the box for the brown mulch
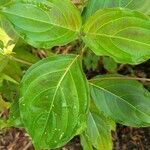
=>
[0,126,150,150]
[113,125,150,150]
[0,128,33,150]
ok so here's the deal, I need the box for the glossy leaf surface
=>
[90,75,150,127]
[83,0,150,21]
[20,55,89,149]
[0,0,81,49]
[83,8,150,64]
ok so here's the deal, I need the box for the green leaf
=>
[81,133,94,150]
[83,50,99,71]
[3,60,22,82]
[13,42,40,64]
[0,95,11,112]
[8,100,23,128]
[82,111,114,150]
[0,0,11,7]
[0,79,19,101]
[0,73,19,84]
[83,8,150,64]
[82,0,150,21]
[0,118,7,129]
[81,100,116,150]
[103,57,118,73]
[20,54,89,149]
[0,54,8,73]
[0,16,18,54]
[90,75,150,127]
[0,0,82,49]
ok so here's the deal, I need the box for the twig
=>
[11,57,32,66]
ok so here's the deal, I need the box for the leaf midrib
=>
[2,10,76,32]
[87,33,150,47]
[41,55,79,140]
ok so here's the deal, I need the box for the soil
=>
[113,125,150,150]
[0,125,150,150]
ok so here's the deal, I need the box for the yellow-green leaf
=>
[83,0,150,21]
[83,8,150,64]
[20,54,89,149]
[0,0,82,49]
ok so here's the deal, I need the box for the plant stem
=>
[80,45,86,56]
[11,57,32,66]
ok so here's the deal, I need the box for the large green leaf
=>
[0,0,82,49]
[90,75,150,127]
[0,0,11,7]
[83,8,150,64]
[20,54,89,149]
[8,100,23,128]
[83,0,150,21]
[81,110,115,150]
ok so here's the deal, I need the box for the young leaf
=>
[82,0,150,21]
[90,75,150,127]
[103,57,118,73]
[0,16,18,73]
[20,54,89,149]
[81,111,114,150]
[83,8,150,64]
[0,0,82,49]
[83,50,99,71]
[0,16,18,54]
[0,95,11,112]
